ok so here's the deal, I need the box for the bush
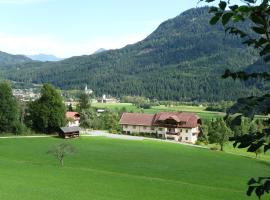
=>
[210,146,219,151]
[195,141,201,145]
[203,140,209,145]
[111,130,118,134]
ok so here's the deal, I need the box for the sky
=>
[0,0,237,58]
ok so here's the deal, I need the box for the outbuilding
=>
[59,126,80,139]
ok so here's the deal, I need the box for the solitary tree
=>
[29,84,66,133]
[47,143,75,166]
[208,118,232,151]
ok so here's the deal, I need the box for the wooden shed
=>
[59,126,80,139]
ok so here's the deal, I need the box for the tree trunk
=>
[220,143,224,151]
[60,158,64,166]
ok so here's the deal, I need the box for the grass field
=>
[92,103,224,120]
[0,136,269,200]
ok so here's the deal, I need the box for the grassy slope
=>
[0,137,268,200]
[92,102,224,120]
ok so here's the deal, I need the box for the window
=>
[180,129,182,132]
[133,125,136,129]
[185,137,188,141]
[186,129,188,133]
[151,127,155,130]
[124,125,128,128]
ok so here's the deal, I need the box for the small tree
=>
[47,143,75,166]
[208,118,232,151]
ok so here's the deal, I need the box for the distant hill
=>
[1,7,266,102]
[27,54,63,62]
[93,48,106,54]
[0,51,32,67]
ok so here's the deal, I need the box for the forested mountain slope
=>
[2,7,266,101]
[0,51,32,67]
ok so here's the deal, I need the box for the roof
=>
[153,112,200,128]
[60,126,80,133]
[119,112,200,128]
[66,112,80,119]
[119,113,155,126]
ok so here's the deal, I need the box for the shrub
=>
[210,146,219,151]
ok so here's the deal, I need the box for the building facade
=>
[119,112,201,143]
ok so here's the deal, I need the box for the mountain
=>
[0,51,32,67]
[27,54,63,62]
[1,7,266,102]
[93,48,106,54]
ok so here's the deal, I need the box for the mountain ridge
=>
[27,54,63,62]
[0,51,32,67]
[1,7,266,102]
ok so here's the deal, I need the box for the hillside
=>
[0,51,32,67]
[0,137,268,200]
[2,7,266,101]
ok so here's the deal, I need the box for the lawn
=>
[92,103,224,120]
[0,137,268,200]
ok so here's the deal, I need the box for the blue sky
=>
[0,0,229,57]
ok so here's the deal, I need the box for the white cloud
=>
[0,32,149,58]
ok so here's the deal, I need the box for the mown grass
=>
[0,137,268,200]
[92,103,224,120]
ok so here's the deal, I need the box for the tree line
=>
[0,81,121,135]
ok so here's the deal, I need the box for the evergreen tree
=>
[0,81,20,133]
[29,84,66,133]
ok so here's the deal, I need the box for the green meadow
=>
[0,136,268,200]
[92,103,224,120]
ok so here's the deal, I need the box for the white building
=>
[119,112,201,144]
[85,85,93,95]
[66,112,80,127]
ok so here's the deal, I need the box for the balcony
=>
[166,131,180,135]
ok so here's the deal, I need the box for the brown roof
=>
[153,112,200,128]
[66,112,80,119]
[119,113,155,126]
[119,112,200,128]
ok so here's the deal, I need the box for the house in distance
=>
[119,112,201,143]
[66,112,80,127]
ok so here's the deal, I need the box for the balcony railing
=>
[166,132,179,135]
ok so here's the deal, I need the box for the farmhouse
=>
[119,112,201,143]
[66,112,80,127]
[59,126,80,139]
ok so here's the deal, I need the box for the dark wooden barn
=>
[59,126,80,139]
